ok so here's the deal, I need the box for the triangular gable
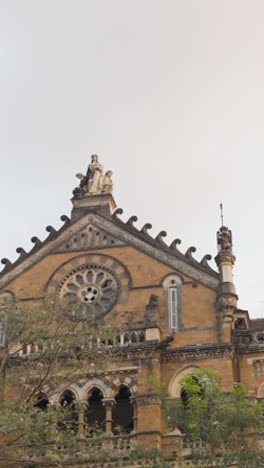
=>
[0,210,219,291]
[55,223,124,252]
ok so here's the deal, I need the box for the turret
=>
[215,225,238,336]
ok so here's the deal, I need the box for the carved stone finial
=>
[185,246,196,259]
[141,223,152,235]
[15,247,27,262]
[200,254,212,268]
[73,155,113,199]
[126,216,138,228]
[112,208,123,220]
[155,231,167,244]
[217,226,232,253]
[215,226,236,268]
[1,258,12,273]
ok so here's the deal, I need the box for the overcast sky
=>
[0,0,264,317]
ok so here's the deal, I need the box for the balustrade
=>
[17,328,147,356]
[233,330,264,346]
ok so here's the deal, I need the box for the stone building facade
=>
[1,155,264,464]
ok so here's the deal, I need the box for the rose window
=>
[58,263,119,317]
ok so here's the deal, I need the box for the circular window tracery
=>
[58,263,119,318]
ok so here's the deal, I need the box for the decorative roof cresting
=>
[73,155,113,199]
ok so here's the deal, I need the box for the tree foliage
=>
[0,295,119,467]
[162,368,264,467]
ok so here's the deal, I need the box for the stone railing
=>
[85,433,135,454]
[233,330,264,346]
[17,328,147,357]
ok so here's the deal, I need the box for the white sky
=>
[0,0,263,317]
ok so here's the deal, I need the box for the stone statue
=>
[217,226,233,253]
[73,155,113,198]
[100,170,113,194]
[86,155,104,194]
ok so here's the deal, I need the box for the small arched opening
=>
[234,318,247,330]
[85,388,105,435]
[112,385,133,434]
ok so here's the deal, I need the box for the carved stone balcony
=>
[233,329,264,347]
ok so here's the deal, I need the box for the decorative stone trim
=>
[161,344,234,362]
[56,223,124,252]
[234,330,264,348]
[134,394,161,406]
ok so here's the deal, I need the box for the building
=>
[1,155,264,464]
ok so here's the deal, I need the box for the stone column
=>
[102,398,115,434]
[76,399,87,436]
[130,397,138,433]
[215,226,238,340]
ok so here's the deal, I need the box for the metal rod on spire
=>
[220,203,224,227]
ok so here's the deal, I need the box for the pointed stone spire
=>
[215,225,238,331]
[71,155,116,221]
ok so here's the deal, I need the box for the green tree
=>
[0,295,119,468]
[162,368,264,467]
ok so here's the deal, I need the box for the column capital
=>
[102,397,116,408]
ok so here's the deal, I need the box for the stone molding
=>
[134,394,161,406]
[161,344,234,362]
[215,252,236,266]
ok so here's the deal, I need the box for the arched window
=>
[234,317,247,330]
[112,385,133,434]
[163,275,182,331]
[85,388,105,436]
[168,366,200,398]
[59,390,78,434]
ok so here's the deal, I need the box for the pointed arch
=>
[168,365,200,398]
[81,378,111,400]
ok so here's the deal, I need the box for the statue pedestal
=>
[71,193,116,221]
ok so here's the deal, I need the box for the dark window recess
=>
[112,386,133,434]
[59,390,78,433]
[85,388,105,436]
[34,393,49,411]
[234,318,247,330]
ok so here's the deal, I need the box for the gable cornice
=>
[0,211,219,291]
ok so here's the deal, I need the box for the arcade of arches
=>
[36,385,135,436]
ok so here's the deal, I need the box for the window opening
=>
[112,386,133,434]
[59,390,78,433]
[131,333,137,343]
[234,318,247,330]
[85,388,105,436]
[170,287,178,329]
[139,332,145,342]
